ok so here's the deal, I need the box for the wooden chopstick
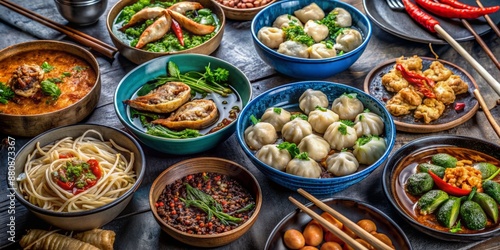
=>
[460,19,500,70]
[0,0,117,59]
[433,24,500,97]
[288,196,369,250]
[473,89,500,138]
[476,0,500,38]
[297,189,394,250]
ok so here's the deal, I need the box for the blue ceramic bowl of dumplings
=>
[236,81,396,195]
[251,0,372,80]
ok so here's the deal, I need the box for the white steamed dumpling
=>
[331,7,352,27]
[260,107,291,132]
[323,121,358,150]
[273,14,303,28]
[334,28,363,53]
[244,122,278,150]
[353,111,385,137]
[308,43,337,59]
[326,151,359,176]
[277,40,309,58]
[256,144,292,171]
[294,3,325,23]
[299,89,329,115]
[353,136,387,165]
[308,107,339,134]
[257,27,285,49]
[304,20,329,42]
[286,157,322,178]
[331,93,364,120]
[282,118,313,144]
[298,134,330,161]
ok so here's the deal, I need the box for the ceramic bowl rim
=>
[264,197,412,249]
[9,123,146,217]
[148,156,263,239]
[0,40,100,117]
[113,54,252,143]
[105,0,226,55]
[236,80,396,184]
[382,135,500,239]
[250,0,373,63]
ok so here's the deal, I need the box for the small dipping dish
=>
[54,0,108,26]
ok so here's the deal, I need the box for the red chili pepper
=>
[87,159,102,180]
[402,0,440,33]
[171,19,184,46]
[59,153,74,159]
[416,0,500,19]
[454,102,465,111]
[437,0,474,9]
[57,180,74,190]
[428,170,471,196]
[396,63,436,98]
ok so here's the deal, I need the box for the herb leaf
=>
[0,82,15,104]
[40,80,61,100]
[41,62,54,73]
[277,142,300,158]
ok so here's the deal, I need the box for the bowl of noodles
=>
[9,124,146,231]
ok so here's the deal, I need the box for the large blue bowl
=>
[251,0,372,80]
[114,54,252,155]
[236,81,395,195]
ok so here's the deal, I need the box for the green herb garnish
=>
[450,220,462,233]
[273,107,282,115]
[315,106,327,112]
[277,142,300,158]
[40,80,61,101]
[41,62,54,73]
[0,82,14,104]
[290,114,308,121]
[340,120,355,127]
[180,183,244,225]
[295,152,309,160]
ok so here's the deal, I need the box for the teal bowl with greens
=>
[114,54,252,155]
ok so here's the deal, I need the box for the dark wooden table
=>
[1,0,500,249]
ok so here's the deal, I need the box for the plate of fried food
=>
[364,55,479,133]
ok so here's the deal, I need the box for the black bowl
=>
[382,135,500,241]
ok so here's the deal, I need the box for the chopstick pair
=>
[0,0,117,59]
[473,89,500,138]
[289,189,393,250]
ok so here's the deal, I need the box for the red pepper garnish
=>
[59,153,74,159]
[402,0,440,33]
[437,0,475,10]
[454,102,465,111]
[416,0,499,19]
[428,170,471,196]
[171,19,184,46]
[57,179,74,190]
[87,159,102,179]
[396,63,436,98]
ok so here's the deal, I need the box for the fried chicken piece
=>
[414,98,445,123]
[399,86,423,106]
[396,55,423,72]
[423,61,452,82]
[381,69,409,92]
[386,87,422,117]
[443,74,468,95]
[8,64,44,98]
[123,81,191,113]
[433,81,456,105]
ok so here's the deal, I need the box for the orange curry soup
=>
[0,50,96,115]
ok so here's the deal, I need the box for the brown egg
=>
[303,221,324,247]
[284,229,306,249]
[300,246,319,250]
[320,242,343,250]
[318,212,343,232]
[324,231,344,245]
[357,219,377,233]
[372,232,395,249]
[342,225,358,239]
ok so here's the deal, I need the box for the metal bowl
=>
[54,0,108,26]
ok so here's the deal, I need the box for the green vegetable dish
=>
[123,60,242,139]
[397,147,500,234]
[113,0,221,52]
